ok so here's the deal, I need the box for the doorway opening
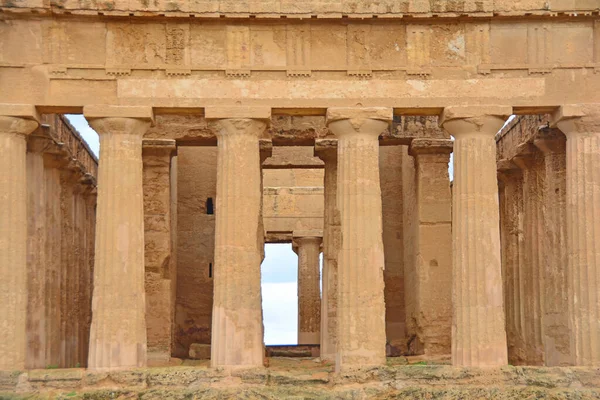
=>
[261,243,298,345]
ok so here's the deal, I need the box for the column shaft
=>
[294,236,322,345]
[327,108,390,370]
[441,106,509,367]
[514,150,545,365]
[210,117,266,368]
[554,104,600,366]
[0,110,39,370]
[409,140,453,356]
[497,165,527,365]
[535,134,573,366]
[565,132,600,366]
[142,140,176,364]
[86,110,151,370]
[316,146,338,361]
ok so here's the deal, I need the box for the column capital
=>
[314,138,337,162]
[550,104,600,136]
[0,104,40,136]
[533,131,566,155]
[292,231,323,254]
[259,139,273,164]
[208,118,268,139]
[439,105,511,138]
[326,107,392,138]
[408,138,453,157]
[142,139,177,158]
[512,143,542,170]
[497,159,522,183]
[84,106,154,137]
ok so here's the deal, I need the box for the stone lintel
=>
[326,107,392,125]
[0,104,40,121]
[439,105,512,126]
[84,105,155,124]
[205,106,271,121]
[408,138,453,156]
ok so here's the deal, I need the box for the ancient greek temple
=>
[0,0,599,396]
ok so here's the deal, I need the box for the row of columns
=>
[0,103,598,371]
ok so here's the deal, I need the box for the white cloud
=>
[262,282,298,345]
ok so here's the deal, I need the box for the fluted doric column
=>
[84,106,153,370]
[552,104,600,366]
[497,161,527,365]
[207,107,270,368]
[440,105,510,367]
[0,105,39,370]
[534,132,573,366]
[315,140,339,362]
[408,138,453,356]
[513,146,546,365]
[293,232,322,345]
[142,139,177,364]
[326,107,390,371]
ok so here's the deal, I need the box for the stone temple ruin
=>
[0,0,599,397]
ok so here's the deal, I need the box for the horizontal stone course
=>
[2,363,600,398]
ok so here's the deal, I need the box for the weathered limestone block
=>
[513,145,546,366]
[534,131,572,367]
[552,104,600,367]
[292,232,322,345]
[85,106,153,370]
[440,105,510,367]
[207,107,269,368]
[314,140,339,362]
[188,343,211,360]
[143,139,177,364]
[497,161,527,366]
[0,105,39,371]
[407,138,453,356]
[326,107,391,370]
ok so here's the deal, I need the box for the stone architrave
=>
[314,139,339,362]
[408,138,453,356]
[534,132,573,367]
[206,106,270,368]
[326,107,391,371]
[552,104,600,367]
[293,231,323,345]
[440,105,510,367]
[0,104,39,371]
[84,105,153,370]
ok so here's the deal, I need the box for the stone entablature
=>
[2,0,596,17]
[1,16,598,110]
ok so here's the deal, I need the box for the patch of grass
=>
[46,364,59,369]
